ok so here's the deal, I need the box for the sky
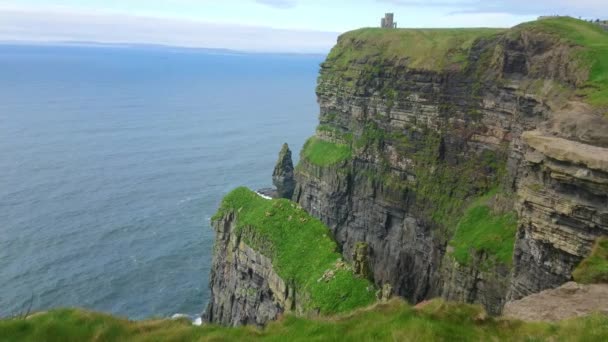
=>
[0,1,606,52]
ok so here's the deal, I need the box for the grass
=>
[213,187,375,314]
[573,237,608,284]
[300,137,352,167]
[449,192,518,266]
[514,17,608,108]
[2,299,608,341]
[323,17,607,110]
[316,125,354,143]
[326,27,504,72]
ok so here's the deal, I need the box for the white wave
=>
[171,313,190,320]
[255,192,273,200]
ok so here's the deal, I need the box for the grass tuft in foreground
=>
[2,299,608,341]
[573,237,608,284]
[213,187,375,315]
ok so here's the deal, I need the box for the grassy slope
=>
[326,27,504,72]
[449,192,518,266]
[513,17,608,107]
[300,137,352,167]
[2,299,608,341]
[213,187,375,314]
[573,237,608,284]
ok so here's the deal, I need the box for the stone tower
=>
[381,13,397,28]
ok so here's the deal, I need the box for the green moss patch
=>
[3,300,608,341]
[449,192,518,266]
[214,187,375,314]
[573,237,608,284]
[301,137,352,167]
[411,130,508,232]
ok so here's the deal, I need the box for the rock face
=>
[291,22,608,315]
[504,282,608,322]
[272,143,296,199]
[508,130,608,300]
[203,212,295,326]
[203,188,376,326]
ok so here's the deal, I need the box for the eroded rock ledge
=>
[504,282,608,322]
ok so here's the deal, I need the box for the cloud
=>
[0,6,337,53]
[254,0,297,9]
[379,0,608,17]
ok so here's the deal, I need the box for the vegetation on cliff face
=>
[3,299,608,341]
[514,17,608,108]
[300,137,352,167]
[449,192,518,266]
[213,187,375,314]
[411,130,509,231]
[573,237,608,284]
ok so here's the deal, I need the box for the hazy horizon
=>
[2,0,606,53]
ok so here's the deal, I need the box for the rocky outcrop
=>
[352,242,372,279]
[203,212,295,326]
[204,188,376,326]
[439,251,512,315]
[272,143,295,199]
[508,130,608,300]
[504,282,608,321]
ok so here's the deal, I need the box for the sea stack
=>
[272,143,295,199]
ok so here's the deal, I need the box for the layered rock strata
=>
[509,131,608,299]
[203,212,295,326]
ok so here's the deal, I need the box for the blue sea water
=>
[0,44,321,319]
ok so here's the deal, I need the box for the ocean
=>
[0,44,322,320]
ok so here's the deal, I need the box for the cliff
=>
[292,17,608,315]
[204,187,375,326]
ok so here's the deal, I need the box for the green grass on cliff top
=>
[3,299,608,341]
[573,237,608,284]
[327,17,607,107]
[449,192,518,266]
[213,187,375,315]
[514,17,608,107]
[326,27,504,71]
[301,137,352,167]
